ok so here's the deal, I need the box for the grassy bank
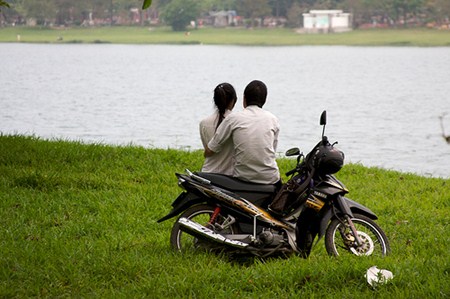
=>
[0,136,450,298]
[0,135,449,298]
[1,26,450,46]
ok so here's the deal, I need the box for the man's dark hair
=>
[244,80,267,108]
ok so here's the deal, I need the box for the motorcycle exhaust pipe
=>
[178,217,249,249]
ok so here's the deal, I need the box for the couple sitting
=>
[199,80,280,187]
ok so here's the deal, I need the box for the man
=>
[204,80,280,185]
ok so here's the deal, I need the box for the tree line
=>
[1,0,449,30]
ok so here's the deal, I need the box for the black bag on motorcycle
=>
[268,172,311,216]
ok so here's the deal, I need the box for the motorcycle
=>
[158,111,390,258]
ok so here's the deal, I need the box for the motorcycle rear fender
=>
[157,192,204,223]
[318,196,378,237]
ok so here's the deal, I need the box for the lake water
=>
[1,43,449,178]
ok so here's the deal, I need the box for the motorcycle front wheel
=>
[325,213,390,257]
[170,204,236,252]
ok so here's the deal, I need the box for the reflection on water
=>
[1,43,449,178]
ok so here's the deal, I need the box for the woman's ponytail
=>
[213,83,237,131]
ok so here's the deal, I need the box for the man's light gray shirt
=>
[208,105,280,184]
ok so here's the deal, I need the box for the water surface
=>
[1,43,449,178]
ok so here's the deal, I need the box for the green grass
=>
[1,26,450,46]
[1,134,449,298]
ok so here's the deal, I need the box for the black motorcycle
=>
[158,111,390,258]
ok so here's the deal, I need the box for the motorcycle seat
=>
[196,172,277,194]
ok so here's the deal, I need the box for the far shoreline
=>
[1,26,450,47]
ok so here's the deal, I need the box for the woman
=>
[199,83,237,175]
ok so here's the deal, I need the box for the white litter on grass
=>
[365,266,394,287]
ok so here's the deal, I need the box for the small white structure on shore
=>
[209,10,237,27]
[303,10,352,33]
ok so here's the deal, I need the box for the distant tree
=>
[238,0,271,27]
[374,0,427,27]
[0,0,10,9]
[342,0,378,27]
[426,0,450,26]
[286,2,304,27]
[14,0,56,25]
[268,0,290,17]
[214,0,238,11]
[54,0,78,25]
[196,0,237,11]
[161,0,200,31]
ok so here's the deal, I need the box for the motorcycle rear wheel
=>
[170,204,236,252]
[325,213,390,257]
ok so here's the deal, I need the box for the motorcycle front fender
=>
[318,196,378,237]
[344,197,378,220]
[157,192,204,223]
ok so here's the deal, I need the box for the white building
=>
[209,10,237,27]
[303,10,352,33]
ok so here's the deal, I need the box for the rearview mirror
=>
[285,147,300,156]
[320,110,327,126]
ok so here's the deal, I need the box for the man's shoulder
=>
[258,108,279,122]
[263,109,278,118]
[261,109,280,129]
